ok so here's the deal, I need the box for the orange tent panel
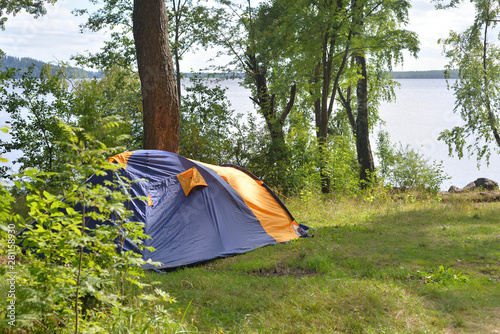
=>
[196,162,299,243]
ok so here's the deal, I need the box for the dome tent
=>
[89,150,308,270]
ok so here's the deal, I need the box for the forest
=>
[0,56,101,78]
[0,0,499,333]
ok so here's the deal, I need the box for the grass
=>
[144,195,500,333]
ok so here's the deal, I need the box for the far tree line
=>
[0,56,102,78]
[0,56,460,81]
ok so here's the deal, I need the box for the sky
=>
[0,0,477,72]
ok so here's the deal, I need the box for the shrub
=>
[376,130,449,192]
[328,134,360,195]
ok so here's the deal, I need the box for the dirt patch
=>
[439,190,500,203]
[249,266,319,278]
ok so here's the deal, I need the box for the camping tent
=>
[87,150,307,269]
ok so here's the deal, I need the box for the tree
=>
[179,74,242,165]
[169,1,222,103]
[354,54,375,185]
[133,0,180,152]
[72,0,136,70]
[73,0,219,106]
[242,3,297,162]
[338,0,419,187]
[438,0,500,164]
[270,0,353,193]
[71,66,143,149]
[215,1,298,184]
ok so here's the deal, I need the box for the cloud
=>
[0,0,479,72]
[0,1,109,67]
[396,0,476,71]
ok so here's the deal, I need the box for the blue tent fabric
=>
[18,150,304,269]
[96,150,300,269]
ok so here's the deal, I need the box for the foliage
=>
[0,128,19,222]
[72,0,136,70]
[213,1,300,193]
[168,0,224,104]
[71,66,143,150]
[230,111,319,196]
[0,64,141,186]
[376,130,450,191]
[0,56,98,78]
[72,0,219,80]
[417,265,468,285]
[167,0,221,63]
[229,117,273,177]
[0,125,8,162]
[327,134,361,195]
[251,0,420,192]
[284,112,321,193]
[0,65,73,180]
[438,0,500,164]
[179,75,242,165]
[0,122,186,333]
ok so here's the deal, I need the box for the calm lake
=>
[379,79,500,190]
[1,78,499,190]
[215,78,500,191]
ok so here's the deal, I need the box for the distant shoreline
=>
[390,70,457,79]
[2,55,457,80]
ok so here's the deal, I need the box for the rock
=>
[447,178,499,193]
[473,178,499,191]
[462,182,477,191]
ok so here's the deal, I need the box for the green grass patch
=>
[146,197,499,333]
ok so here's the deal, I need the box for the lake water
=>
[2,78,499,190]
[378,79,500,190]
[216,78,500,191]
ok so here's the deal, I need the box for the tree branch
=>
[281,83,297,122]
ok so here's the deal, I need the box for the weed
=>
[417,266,469,285]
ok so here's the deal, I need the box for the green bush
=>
[0,65,142,187]
[71,66,143,150]
[0,65,73,180]
[238,110,320,195]
[327,134,360,195]
[376,130,449,192]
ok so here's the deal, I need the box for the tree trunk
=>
[173,0,182,106]
[133,0,180,153]
[355,54,374,186]
[246,52,295,162]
